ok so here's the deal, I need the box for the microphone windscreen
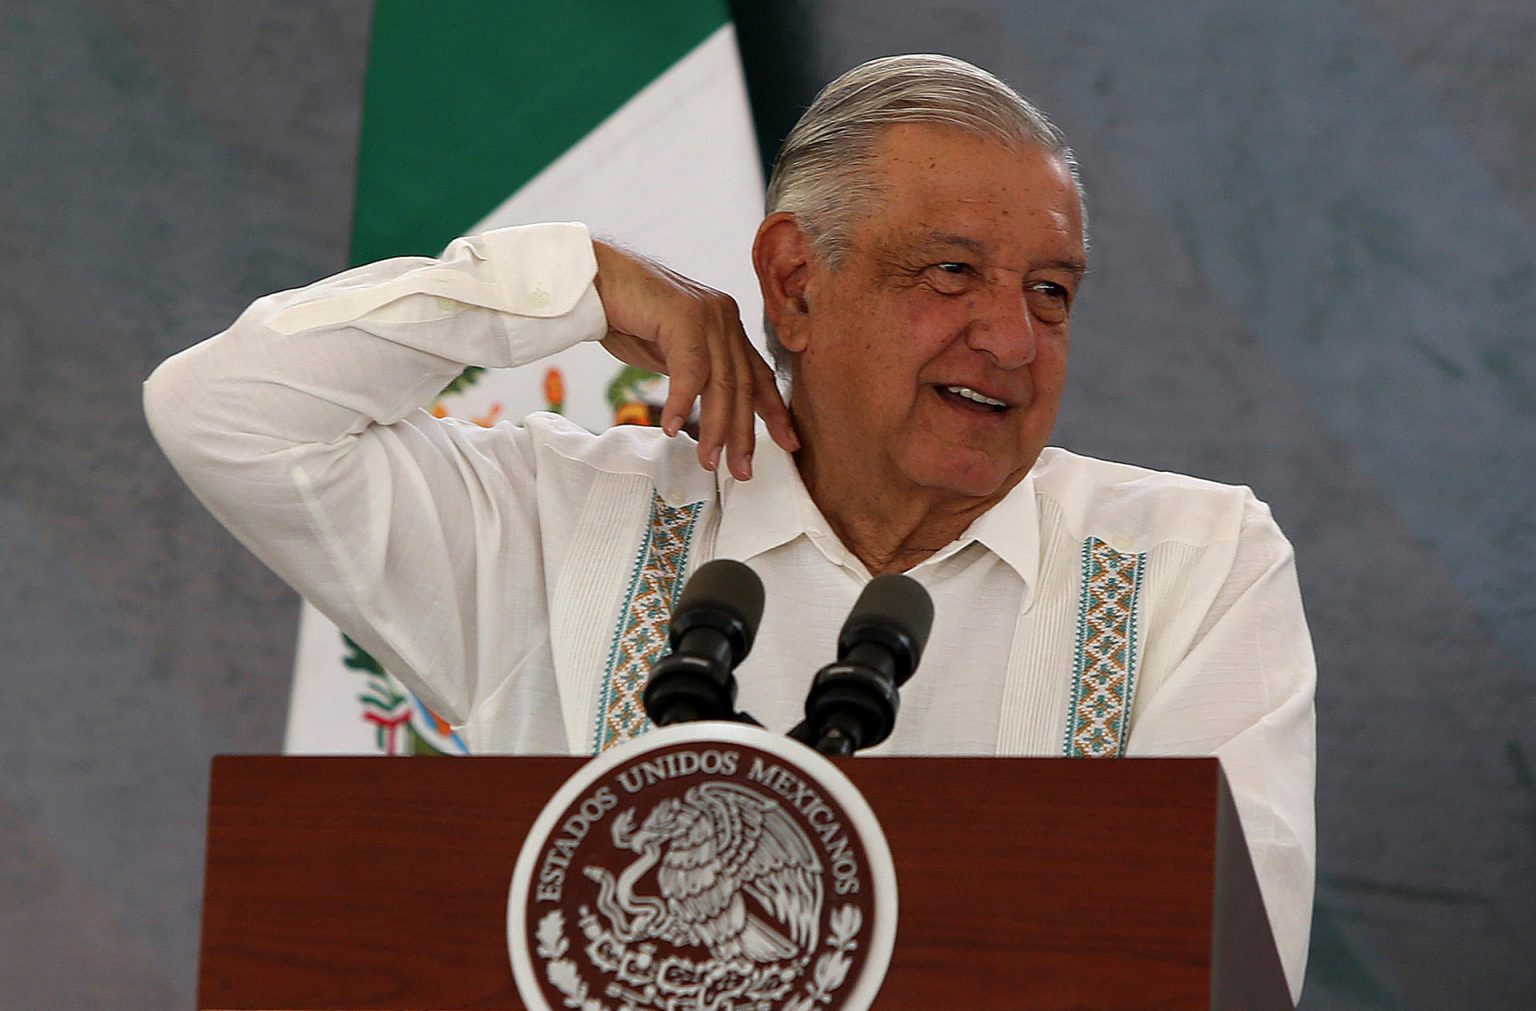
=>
[840,573,935,663]
[675,558,766,639]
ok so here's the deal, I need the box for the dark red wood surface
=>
[198,755,1287,1010]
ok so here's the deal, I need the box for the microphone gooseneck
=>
[642,559,765,727]
[791,574,935,756]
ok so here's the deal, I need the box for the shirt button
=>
[528,288,551,310]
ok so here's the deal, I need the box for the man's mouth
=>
[936,384,1010,412]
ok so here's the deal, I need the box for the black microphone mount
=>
[642,561,936,757]
[642,559,765,727]
[790,574,935,756]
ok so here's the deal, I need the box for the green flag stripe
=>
[352,0,729,265]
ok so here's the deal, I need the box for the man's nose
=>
[965,284,1037,369]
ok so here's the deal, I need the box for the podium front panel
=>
[199,755,1285,1009]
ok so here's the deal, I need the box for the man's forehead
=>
[873,130,1079,212]
[872,120,1059,173]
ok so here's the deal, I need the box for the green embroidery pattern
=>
[1064,537,1146,757]
[593,492,702,752]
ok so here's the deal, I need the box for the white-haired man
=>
[145,55,1314,997]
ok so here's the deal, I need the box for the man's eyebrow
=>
[1043,257,1089,279]
[923,231,985,253]
[923,232,1088,279]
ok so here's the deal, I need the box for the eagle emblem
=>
[512,727,891,1011]
[585,781,824,968]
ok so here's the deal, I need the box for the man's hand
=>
[592,239,798,481]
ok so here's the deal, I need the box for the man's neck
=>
[791,440,1011,576]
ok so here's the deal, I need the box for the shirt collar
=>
[713,433,814,563]
[714,434,1043,601]
[958,471,1041,607]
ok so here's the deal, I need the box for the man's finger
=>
[693,341,734,472]
[725,332,758,480]
[749,352,799,453]
[661,339,709,438]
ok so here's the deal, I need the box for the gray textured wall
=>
[1,1,1532,1007]
[1,3,365,1006]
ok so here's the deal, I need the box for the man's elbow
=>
[142,334,262,483]
[143,345,206,472]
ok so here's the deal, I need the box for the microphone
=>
[791,574,935,756]
[642,559,765,727]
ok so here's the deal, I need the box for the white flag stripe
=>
[477,25,765,337]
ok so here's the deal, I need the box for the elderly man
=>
[145,55,1314,996]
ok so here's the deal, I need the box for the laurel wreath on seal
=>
[536,910,596,1010]
[536,904,864,1011]
[783,904,861,1011]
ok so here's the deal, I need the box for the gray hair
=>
[762,54,1087,376]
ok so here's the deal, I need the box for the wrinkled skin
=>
[594,122,1086,574]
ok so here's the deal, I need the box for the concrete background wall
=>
[1,2,1531,1007]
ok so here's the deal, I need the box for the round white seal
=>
[508,722,897,1010]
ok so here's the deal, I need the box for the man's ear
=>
[752,212,813,353]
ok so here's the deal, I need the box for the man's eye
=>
[926,263,973,292]
[1025,281,1071,323]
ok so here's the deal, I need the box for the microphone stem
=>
[814,724,856,756]
[652,700,707,726]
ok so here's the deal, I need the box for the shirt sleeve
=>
[142,222,609,731]
[1126,495,1317,1004]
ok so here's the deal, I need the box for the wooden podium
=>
[198,755,1290,1009]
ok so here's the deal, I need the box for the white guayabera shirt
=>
[145,223,1316,1000]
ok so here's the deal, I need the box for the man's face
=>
[787,123,1086,505]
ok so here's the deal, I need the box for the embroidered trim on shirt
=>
[1064,537,1146,757]
[593,491,703,753]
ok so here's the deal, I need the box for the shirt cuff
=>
[264,221,604,350]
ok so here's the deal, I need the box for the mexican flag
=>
[283,2,767,754]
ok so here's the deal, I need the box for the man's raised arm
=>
[143,223,788,729]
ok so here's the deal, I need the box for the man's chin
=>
[903,454,1035,503]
